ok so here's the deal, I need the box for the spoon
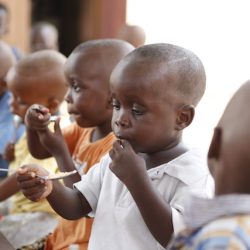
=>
[36,170,78,180]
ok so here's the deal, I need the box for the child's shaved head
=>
[113,43,206,106]
[209,80,250,194]
[64,39,134,128]
[71,38,135,77]
[116,24,146,48]
[7,50,67,101]
[0,40,16,79]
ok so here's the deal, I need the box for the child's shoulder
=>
[152,148,209,185]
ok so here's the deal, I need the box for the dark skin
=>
[208,81,250,196]
[0,61,65,202]
[17,58,195,247]
[25,47,130,187]
[30,24,58,52]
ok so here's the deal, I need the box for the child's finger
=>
[113,139,132,152]
[119,139,132,149]
[23,186,48,202]
[18,177,45,189]
[30,104,49,116]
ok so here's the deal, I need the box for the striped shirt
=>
[167,194,250,249]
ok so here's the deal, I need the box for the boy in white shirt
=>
[17,43,213,249]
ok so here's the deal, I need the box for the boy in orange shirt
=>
[25,39,134,249]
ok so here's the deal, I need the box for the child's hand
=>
[37,118,67,157]
[3,143,15,162]
[109,140,147,187]
[16,164,53,202]
[25,104,51,131]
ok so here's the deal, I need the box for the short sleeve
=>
[171,207,186,235]
[169,175,214,234]
[62,123,82,155]
[73,154,110,214]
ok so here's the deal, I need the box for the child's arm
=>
[109,140,173,247]
[0,174,19,201]
[37,120,81,187]
[26,104,81,186]
[3,143,15,162]
[16,165,92,219]
[25,104,53,159]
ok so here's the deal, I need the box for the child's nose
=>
[64,89,72,103]
[114,110,130,128]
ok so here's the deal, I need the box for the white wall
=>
[127,0,250,152]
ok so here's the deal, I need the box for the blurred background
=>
[2,0,250,153]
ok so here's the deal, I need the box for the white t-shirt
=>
[74,149,214,250]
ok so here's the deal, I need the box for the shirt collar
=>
[147,148,209,185]
[184,194,250,229]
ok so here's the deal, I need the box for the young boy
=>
[0,40,24,181]
[0,50,68,249]
[17,43,214,249]
[30,21,59,52]
[24,39,134,250]
[167,80,250,249]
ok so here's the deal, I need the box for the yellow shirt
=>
[9,133,59,215]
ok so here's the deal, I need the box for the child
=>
[24,39,134,250]
[116,24,146,48]
[30,21,59,52]
[17,43,214,249]
[167,80,250,249]
[0,40,24,181]
[0,50,68,249]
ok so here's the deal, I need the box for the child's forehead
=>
[112,59,173,88]
[8,66,63,89]
[67,51,100,68]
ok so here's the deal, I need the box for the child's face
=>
[30,29,57,52]
[110,63,180,153]
[7,77,50,119]
[64,52,111,128]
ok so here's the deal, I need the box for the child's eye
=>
[132,109,143,116]
[71,82,81,92]
[112,99,120,110]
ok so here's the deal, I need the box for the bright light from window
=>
[127,0,250,152]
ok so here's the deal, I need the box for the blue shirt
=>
[0,91,25,177]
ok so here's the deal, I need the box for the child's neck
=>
[91,121,112,142]
[140,141,188,170]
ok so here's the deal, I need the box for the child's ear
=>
[175,105,195,130]
[47,97,60,113]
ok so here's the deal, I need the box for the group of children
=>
[0,19,249,250]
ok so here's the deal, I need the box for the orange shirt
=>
[45,123,115,250]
